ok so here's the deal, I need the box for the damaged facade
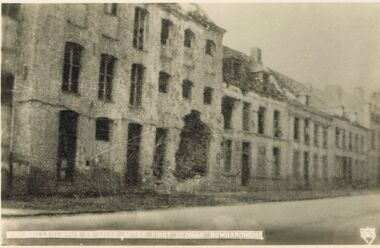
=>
[1,3,379,196]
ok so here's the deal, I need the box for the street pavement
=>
[2,193,380,245]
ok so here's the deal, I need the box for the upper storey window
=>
[62,42,84,94]
[98,54,116,101]
[2,4,20,20]
[223,58,242,81]
[104,3,117,16]
[133,7,148,50]
[160,19,173,46]
[205,39,215,56]
[184,28,195,48]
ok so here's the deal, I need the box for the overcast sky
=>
[199,3,380,92]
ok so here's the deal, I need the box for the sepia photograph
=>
[1,1,380,246]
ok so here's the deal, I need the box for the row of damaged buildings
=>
[2,3,380,196]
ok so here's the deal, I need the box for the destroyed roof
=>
[158,3,226,33]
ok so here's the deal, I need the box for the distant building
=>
[1,3,378,196]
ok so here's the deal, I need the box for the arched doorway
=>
[175,110,210,180]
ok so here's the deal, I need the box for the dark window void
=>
[304,119,310,145]
[62,42,83,94]
[272,147,281,179]
[104,3,117,16]
[203,87,213,105]
[304,151,310,188]
[175,110,210,180]
[184,28,194,48]
[160,19,172,46]
[223,58,241,82]
[224,140,232,172]
[205,39,215,56]
[242,102,251,131]
[130,63,144,106]
[96,117,112,141]
[314,123,320,146]
[222,96,235,130]
[1,73,14,106]
[241,142,251,186]
[158,71,170,93]
[258,106,266,134]
[293,150,300,179]
[57,110,78,181]
[126,123,142,186]
[335,127,340,148]
[182,79,193,100]
[294,117,300,141]
[323,127,328,148]
[133,7,147,50]
[153,128,168,179]
[273,110,281,138]
[2,3,19,20]
[98,54,116,101]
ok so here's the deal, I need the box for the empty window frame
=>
[133,7,148,50]
[342,129,346,149]
[130,64,144,106]
[273,110,281,138]
[98,54,116,101]
[104,3,117,16]
[272,147,281,179]
[1,73,14,106]
[354,133,359,151]
[293,150,300,179]
[257,145,266,178]
[153,128,168,179]
[335,127,340,148]
[158,71,170,93]
[205,39,215,56]
[322,155,328,181]
[62,42,83,93]
[223,58,241,81]
[294,117,300,141]
[224,139,232,172]
[184,28,194,48]
[222,96,234,130]
[160,19,172,45]
[349,132,353,151]
[203,87,213,105]
[314,123,320,147]
[2,3,20,20]
[182,79,193,100]
[313,153,319,179]
[323,127,328,149]
[96,117,112,141]
[242,102,251,131]
[258,106,266,135]
[304,119,310,145]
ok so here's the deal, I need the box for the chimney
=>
[250,47,262,64]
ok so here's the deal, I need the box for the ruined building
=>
[1,3,379,196]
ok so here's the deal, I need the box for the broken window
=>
[223,58,241,82]
[153,128,168,179]
[2,3,19,20]
[313,153,319,179]
[130,63,144,106]
[323,127,328,149]
[126,123,142,186]
[241,142,251,186]
[158,71,170,93]
[335,127,340,148]
[205,39,215,56]
[349,132,353,151]
[133,7,148,50]
[322,155,328,181]
[160,19,172,46]
[95,117,112,141]
[304,119,310,145]
[272,147,281,179]
[184,28,194,48]
[258,106,266,135]
[293,150,300,179]
[224,139,232,172]
[273,110,281,138]
[104,3,117,16]
[257,145,266,178]
[203,87,213,105]
[222,96,234,130]
[62,42,83,93]
[314,123,320,147]
[242,102,251,131]
[98,54,116,101]
[294,117,300,141]
[1,73,14,106]
[182,79,193,100]
[342,129,346,150]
